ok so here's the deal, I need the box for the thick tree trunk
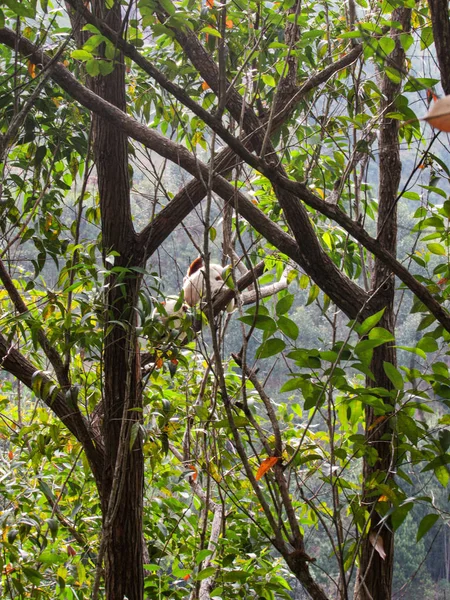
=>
[355,8,411,600]
[89,2,144,598]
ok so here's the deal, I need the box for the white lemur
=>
[182,257,235,311]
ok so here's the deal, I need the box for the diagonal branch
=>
[0,258,70,389]
[1,27,448,330]
[0,332,103,483]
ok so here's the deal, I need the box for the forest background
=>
[0,0,448,599]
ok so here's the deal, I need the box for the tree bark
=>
[88,2,144,598]
[428,0,450,95]
[355,8,411,600]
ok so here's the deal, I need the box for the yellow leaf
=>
[255,456,280,481]
[27,61,36,79]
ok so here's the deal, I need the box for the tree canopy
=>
[0,0,448,599]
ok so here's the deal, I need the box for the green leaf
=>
[368,327,395,343]
[420,26,434,50]
[416,513,439,541]
[3,0,35,17]
[378,36,395,55]
[71,49,93,61]
[86,59,100,77]
[404,77,439,92]
[434,463,450,488]
[280,377,304,392]
[222,570,249,582]
[158,0,175,15]
[275,293,294,316]
[98,61,115,76]
[195,549,213,565]
[358,308,385,335]
[196,566,216,581]
[277,315,299,340]
[418,314,436,331]
[306,284,319,306]
[239,314,277,334]
[200,26,221,38]
[396,345,427,360]
[397,412,419,444]
[83,34,108,52]
[383,362,403,390]
[385,66,401,83]
[46,518,59,540]
[427,243,446,256]
[22,567,42,585]
[417,336,438,353]
[399,32,413,52]
[421,454,450,473]
[262,74,276,87]
[129,422,140,449]
[256,338,286,358]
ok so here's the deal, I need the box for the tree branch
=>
[0,332,103,483]
[1,27,447,330]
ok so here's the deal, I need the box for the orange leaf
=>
[226,19,233,28]
[170,358,178,365]
[8,450,13,460]
[206,0,214,7]
[255,456,279,481]
[201,81,210,91]
[67,544,76,557]
[183,574,191,581]
[438,277,448,286]
[378,495,389,503]
[189,464,198,481]
[27,61,36,79]
[156,357,164,369]
[368,415,387,431]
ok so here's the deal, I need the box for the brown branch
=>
[1,27,447,331]
[270,174,450,332]
[0,258,70,389]
[0,332,103,483]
